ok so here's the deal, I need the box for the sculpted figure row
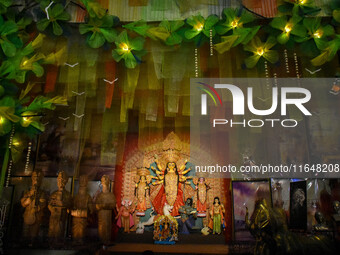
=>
[21,170,116,245]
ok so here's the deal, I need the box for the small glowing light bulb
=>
[0,116,3,124]
[22,60,28,66]
[23,117,30,123]
[299,0,306,5]
[194,23,204,32]
[313,30,322,38]
[231,19,239,29]
[12,139,20,147]
[284,24,292,33]
[120,43,130,52]
[257,48,264,56]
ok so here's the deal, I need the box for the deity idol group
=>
[21,170,116,245]
[21,132,226,245]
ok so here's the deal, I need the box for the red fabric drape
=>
[44,65,59,93]
[105,61,116,109]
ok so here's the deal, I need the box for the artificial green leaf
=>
[79,24,93,34]
[112,50,123,62]
[16,17,32,30]
[205,15,219,30]
[80,15,118,48]
[0,20,17,35]
[184,29,200,40]
[170,20,185,32]
[19,82,36,101]
[270,16,287,30]
[130,37,146,51]
[1,40,16,57]
[100,28,117,42]
[157,20,184,45]
[52,21,63,36]
[44,96,68,106]
[279,0,320,16]
[123,20,150,37]
[124,53,137,69]
[291,24,307,37]
[36,3,70,36]
[264,50,279,64]
[244,36,278,68]
[112,30,145,68]
[239,26,260,45]
[185,14,218,42]
[216,8,255,35]
[322,25,335,37]
[214,35,238,54]
[32,62,44,77]
[166,33,182,45]
[31,121,45,132]
[147,26,170,41]
[80,0,107,18]
[278,33,290,44]
[0,115,11,135]
[36,19,50,31]
[88,32,105,48]
[186,15,205,28]
[245,55,261,69]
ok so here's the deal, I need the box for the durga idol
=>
[150,132,192,216]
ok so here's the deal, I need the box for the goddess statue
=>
[71,175,93,242]
[95,175,116,244]
[48,171,72,240]
[150,132,193,216]
[134,168,153,217]
[21,170,47,242]
[193,177,210,217]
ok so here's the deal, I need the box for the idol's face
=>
[167,162,176,169]
[214,198,219,204]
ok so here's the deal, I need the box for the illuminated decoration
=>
[230,18,240,29]
[194,22,204,32]
[244,36,279,68]
[313,30,323,38]
[257,48,265,56]
[270,16,306,45]
[112,30,146,69]
[22,117,30,123]
[184,14,219,46]
[11,137,20,147]
[24,142,32,174]
[284,24,292,34]
[120,42,130,52]
[5,127,15,188]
